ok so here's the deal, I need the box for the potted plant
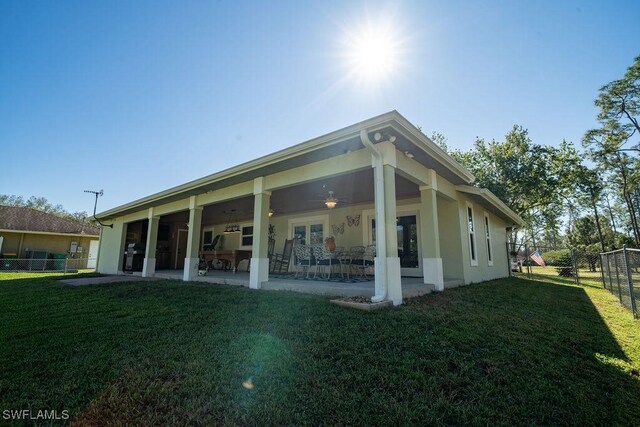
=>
[324,236,336,252]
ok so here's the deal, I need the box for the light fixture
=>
[223,209,240,233]
[373,132,396,143]
[268,208,274,217]
[404,151,414,159]
[324,191,338,209]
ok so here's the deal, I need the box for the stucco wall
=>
[0,231,97,258]
[97,218,127,274]
[456,194,510,285]
[0,232,21,254]
[437,197,464,281]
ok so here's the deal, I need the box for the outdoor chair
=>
[312,245,341,280]
[334,246,352,279]
[293,244,313,278]
[270,238,293,274]
[351,245,375,278]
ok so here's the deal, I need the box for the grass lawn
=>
[0,273,638,425]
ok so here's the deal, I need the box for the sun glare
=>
[343,23,402,86]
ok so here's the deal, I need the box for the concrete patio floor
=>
[149,269,463,298]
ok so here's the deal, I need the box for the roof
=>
[0,206,100,236]
[98,110,476,219]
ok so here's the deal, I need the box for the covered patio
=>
[150,269,462,298]
[96,112,524,306]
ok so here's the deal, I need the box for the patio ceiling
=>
[160,169,420,224]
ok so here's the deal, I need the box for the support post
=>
[420,173,443,291]
[250,177,271,289]
[613,250,623,304]
[382,163,402,305]
[143,209,160,277]
[623,246,638,318]
[600,253,607,289]
[183,197,203,282]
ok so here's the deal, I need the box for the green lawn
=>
[0,273,638,425]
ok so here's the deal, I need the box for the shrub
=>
[541,249,575,277]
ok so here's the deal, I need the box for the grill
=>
[125,243,145,272]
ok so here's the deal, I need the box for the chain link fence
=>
[601,247,639,319]
[509,244,638,318]
[0,257,96,274]
[511,245,601,285]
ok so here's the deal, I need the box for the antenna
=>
[84,189,113,228]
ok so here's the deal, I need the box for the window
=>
[241,226,254,247]
[201,227,215,250]
[484,213,493,266]
[289,215,329,245]
[467,203,478,266]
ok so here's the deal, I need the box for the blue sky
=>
[1,1,639,215]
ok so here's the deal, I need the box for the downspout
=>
[360,129,387,303]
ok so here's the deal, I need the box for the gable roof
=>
[0,206,100,236]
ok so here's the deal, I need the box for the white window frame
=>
[484,212,493,266]
[239,223,254,250]
[288,214,329,245]
[467,202,478,266]
[201,226,216,251]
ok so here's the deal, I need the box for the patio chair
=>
[312,245,341,280]
[293,244,313,278]
[270,238,293,274]
[350,245,375,278]
[335,247,352,280]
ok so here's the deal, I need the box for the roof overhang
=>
[97,111,478,220]
[455,185,526,228]
[0,229,99,238]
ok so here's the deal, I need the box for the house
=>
[95,111,524,305]
[0,206,100,268]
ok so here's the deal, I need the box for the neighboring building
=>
[95,111,524,305]
[0,206,100,266]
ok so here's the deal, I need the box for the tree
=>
[584,56,640,246]
[449,126,580,251]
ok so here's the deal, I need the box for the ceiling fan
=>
[308,189,351,209]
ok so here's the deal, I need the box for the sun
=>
[343,24,401,85]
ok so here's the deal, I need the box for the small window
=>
[484,213,493,266]
[467,204,478,266]
[202,227,215,251]
[241,226,254,247]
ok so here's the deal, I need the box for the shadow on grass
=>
[0,274,638,425]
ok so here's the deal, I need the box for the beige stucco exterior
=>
[95,111,524,304]
[0,230,98,259]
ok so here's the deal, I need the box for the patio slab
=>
[152,269,438,298]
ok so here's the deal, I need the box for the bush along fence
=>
[0,257,95,274]
[600,247,639,319]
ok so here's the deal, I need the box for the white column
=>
[142,209,159,278]
[250,177,271,289]
[383,164,402,305]
[420,176,444,290]
[183,197,203,282]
